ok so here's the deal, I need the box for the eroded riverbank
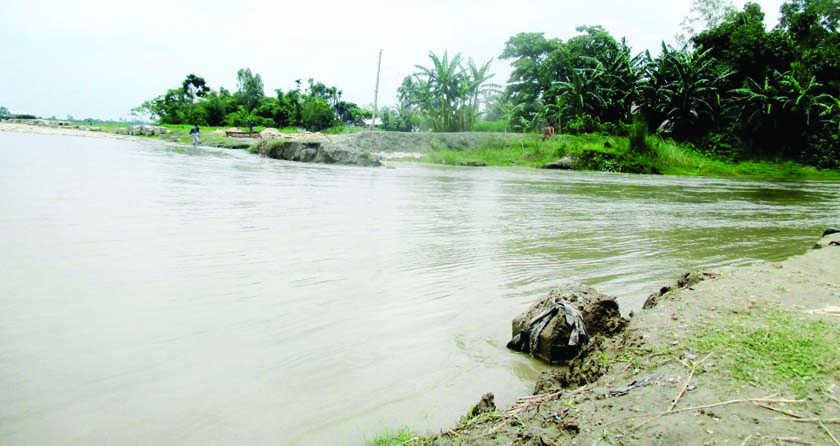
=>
[391,231,840,446]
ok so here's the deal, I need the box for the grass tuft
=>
[367,427,430,446]
[691,305,840,398]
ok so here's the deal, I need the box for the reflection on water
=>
[0,131,838,445]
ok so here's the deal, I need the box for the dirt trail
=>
[425,232,840,446]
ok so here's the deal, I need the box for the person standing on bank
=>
[249,120,255,136]
[190,124,200,146]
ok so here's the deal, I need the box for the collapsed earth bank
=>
[404,230,840,446]
[251,131,522,167]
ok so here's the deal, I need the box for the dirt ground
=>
[422,231,840,446]
[0,122,513,161]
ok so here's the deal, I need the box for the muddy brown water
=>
[1,131,838,445]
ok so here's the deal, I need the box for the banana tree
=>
[552,67,607,120]
[645,45,731,140]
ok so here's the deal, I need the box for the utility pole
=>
[370,49,382,131]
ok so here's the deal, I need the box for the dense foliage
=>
[134,71,372,132]
[394,51,501,132]
[489,0,840,168]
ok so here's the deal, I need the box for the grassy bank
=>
[153,123,839,180]
[4,120,836,180]
[415,133,840,180]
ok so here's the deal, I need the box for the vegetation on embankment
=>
[3,119,838,180]
[410,132,840,180]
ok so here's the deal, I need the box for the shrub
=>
[629,115,648,154]
[472,120,507,133]
[567,114,600,135]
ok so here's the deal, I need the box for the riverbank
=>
[373,231,840,446]
[2,121,838,180]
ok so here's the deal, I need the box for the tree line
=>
[133,68,371,131]
[391,0,839,168]
[136,0,838,168]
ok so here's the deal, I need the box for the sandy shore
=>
[0,122,141,140]
[0,122,427,161]
[416,231,840,445]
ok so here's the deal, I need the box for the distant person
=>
[249,120,255,136]
[190,124,200,146]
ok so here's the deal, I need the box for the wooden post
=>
[371,49,382,131]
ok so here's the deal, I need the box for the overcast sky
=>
[1,0,787,120]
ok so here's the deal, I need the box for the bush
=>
[697,132,744,162]
[472,120,507,133]
[300,98,335,131]
[567,114,600,135]
[802,133,840,170]
[629,115,648,154]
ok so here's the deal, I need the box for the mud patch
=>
[643,271,719,309]
[534,336,618,393]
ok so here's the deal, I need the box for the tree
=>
[405,51,497,132]
[779,0,840,49]
[300,97,335,131]
[414,50,464,131]
[640,45,731,140]
[677,0,737,45]
[500,33,563,125]
[552,67,606,122]
[692,3,793,89]
[197,91,229,127]
[182,74,210,103]
[0,106,9,116]
[236,68,264,112]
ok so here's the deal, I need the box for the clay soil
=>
[413,232,840,446]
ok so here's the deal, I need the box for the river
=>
[1,131,838,445]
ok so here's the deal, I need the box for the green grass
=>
[690,305,840,398]
[64,121,839,180]
[415,132,840,180]
[367,428,430,446]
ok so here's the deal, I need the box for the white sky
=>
[1,0,787,120]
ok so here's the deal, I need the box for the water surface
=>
[1,131,838,445]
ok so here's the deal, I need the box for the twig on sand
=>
[630,397,804,430]
[515,391,563,403]
[780,418,840,425]
[775,437,813,445]
[739,433,753,446]
[755,402,805,419]
[825,385,840,405]
[669,353,712,411]
[820,421,840,446]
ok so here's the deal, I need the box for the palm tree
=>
[553,67,607,120]
[409,51,498,132]
[730,72,786,132]
[644,45,731,139]
[597,41,644,123]
[779,73,831,128]
[414,50,465,131]
[819,95,840,133]
[463,58,498,130]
